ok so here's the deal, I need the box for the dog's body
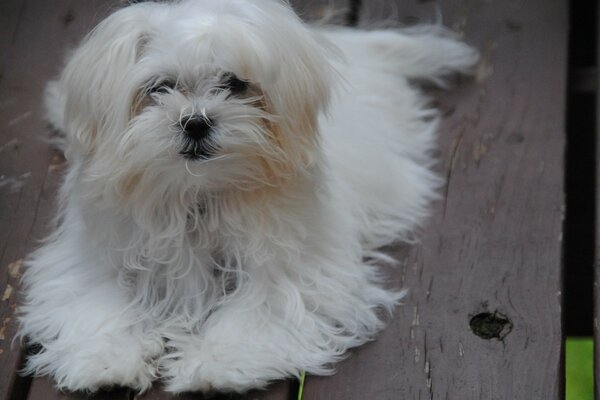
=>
[18,0,477,393]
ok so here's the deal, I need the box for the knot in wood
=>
[469,311,513,340]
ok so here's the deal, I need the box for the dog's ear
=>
[261,28,337,168]
[59,5,152,155]
[210,1,339,172]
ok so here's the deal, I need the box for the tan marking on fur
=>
[232,178,289,210]
[243,92,319,189]
[262,117,286,153]
[261,94,317,154]
[90,124,97,144]
[118,170,143,199]
[231,101,318,209]
[130,89,153,118]
[135,34,150,62]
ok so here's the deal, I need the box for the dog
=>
[18,0,478,393]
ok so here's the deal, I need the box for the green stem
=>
[297,371,306,400]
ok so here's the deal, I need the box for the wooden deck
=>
[0,0,576,399]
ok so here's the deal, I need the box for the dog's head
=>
[58,0,335,202]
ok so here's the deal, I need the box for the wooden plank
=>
[0,0,122,398]
[28,377,290,400]
[358,0,441,27]
[27,367,290,400]
[133,381,291,400]
[27,377,131,400]
[0,0,27,80]
[0,3,36,399]
[302,0,567,398]
[290,0,350,25]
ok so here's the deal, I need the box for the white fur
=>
[19,0,478,394]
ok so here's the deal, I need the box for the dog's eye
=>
[222,74,249,94]
[149,79,176,94]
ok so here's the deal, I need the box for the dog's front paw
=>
[25,334,162,392]
[160,343,272,394]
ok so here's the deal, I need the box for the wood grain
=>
[302,0,567,398]
[0,1,122,399]
[27,375,291,400]
[27,377,131,400]
[131,381,291,400]
[358,0,441,28]
[290,0,349,26]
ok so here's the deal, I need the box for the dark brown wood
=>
[0,1,121,399]
[132,381,291,400]
[0,3,35,399]
[27,374,290,400]
[27,377,131,400]
[290,0,349,26]
[358,0,442,28]
[302,0,567,399]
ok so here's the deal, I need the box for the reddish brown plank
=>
[303,0,567,398]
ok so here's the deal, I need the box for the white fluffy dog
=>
[18,0,477,394]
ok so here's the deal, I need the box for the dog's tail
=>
[44,79,68,150]
[327,25,480,88]
[391,27,480,87]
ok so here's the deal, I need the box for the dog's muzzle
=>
[179,114,216,160]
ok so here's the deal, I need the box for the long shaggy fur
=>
[19,0,478,393]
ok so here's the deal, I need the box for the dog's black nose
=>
[181,115,213,140]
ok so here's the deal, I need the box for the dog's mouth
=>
[179,136,218,160]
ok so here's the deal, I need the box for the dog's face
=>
[60,0,334,201]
